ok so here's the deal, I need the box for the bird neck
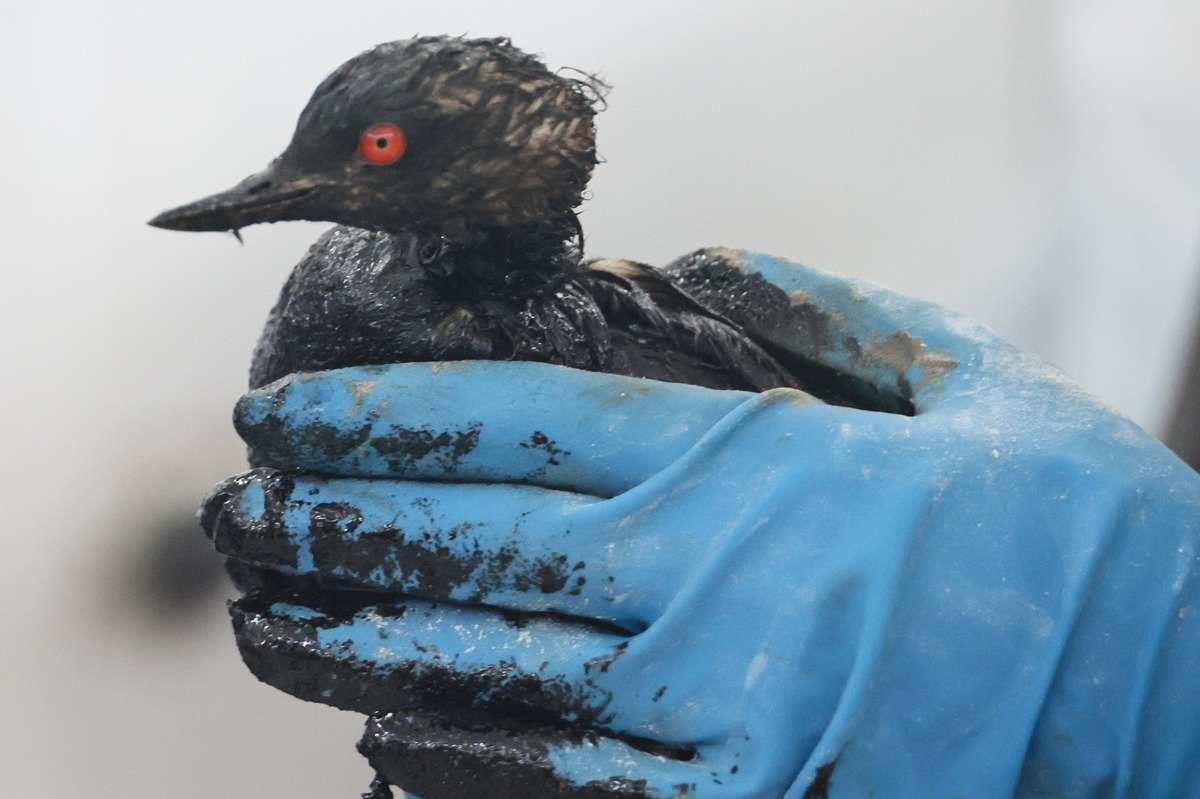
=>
[410,214,582,299]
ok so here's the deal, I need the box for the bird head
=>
[149,36,604,238]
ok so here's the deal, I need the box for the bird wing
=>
[583,257,801,392]
[661,248,914,412]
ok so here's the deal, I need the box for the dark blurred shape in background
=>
[1167,284,1200,470]
[106,506,227,627]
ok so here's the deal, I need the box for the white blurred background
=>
[2,2,1198,796]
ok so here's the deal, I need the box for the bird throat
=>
[406,215,581,300]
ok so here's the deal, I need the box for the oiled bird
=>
[150,36,802,393]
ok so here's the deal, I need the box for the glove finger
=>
[231,590,670,745]
[234,362,761,495]
[667,248,1029,413]
[360,708,719,799]
[204,469,673,629]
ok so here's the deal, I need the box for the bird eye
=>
[359,123,407,165]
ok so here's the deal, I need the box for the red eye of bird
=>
[359,123,407,165]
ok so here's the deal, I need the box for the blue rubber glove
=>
[206,252,1200,799]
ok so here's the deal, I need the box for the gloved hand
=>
[203,251,1200,799]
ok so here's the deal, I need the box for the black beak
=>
[148,162,322,233]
